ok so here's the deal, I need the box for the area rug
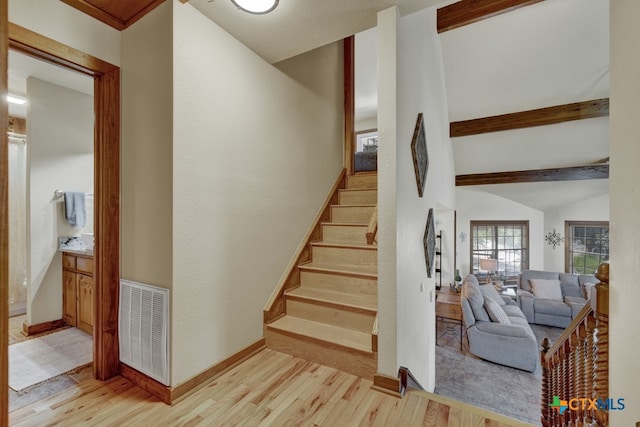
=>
[9,328,92,391]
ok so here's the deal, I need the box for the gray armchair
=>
[460,275,538,372]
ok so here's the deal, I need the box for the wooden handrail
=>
[366,205,378,245]
[540,262,609,427]
[263,169,347,324]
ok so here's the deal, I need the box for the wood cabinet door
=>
[63,270,77,326]
[77,274,94,334]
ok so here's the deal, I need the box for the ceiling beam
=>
[437,0,543,33]
[455,164,609,186]
[450,98,609,138]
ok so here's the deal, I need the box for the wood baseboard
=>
[372,366,425,398]
[120,363,171,404]
[21,319,65,336]
[372,373,402,398]
[122,338,266,405]
[170,338,266,404]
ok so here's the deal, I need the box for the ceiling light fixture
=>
[7,95,27,105]
[230,0,278,14]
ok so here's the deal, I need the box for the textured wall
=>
[171,1,344,385]
[610,1,640,424]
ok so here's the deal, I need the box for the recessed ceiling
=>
[61,0,167,30]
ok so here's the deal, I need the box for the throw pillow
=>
[479,283,506,306]
[484,296,511,324]
[530,279,563,301]
[463,278,491,322]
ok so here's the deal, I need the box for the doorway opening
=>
[4,23,121,392]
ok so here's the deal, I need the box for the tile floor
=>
[435,318,563,425]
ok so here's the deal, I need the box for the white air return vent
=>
[119,279,169,386]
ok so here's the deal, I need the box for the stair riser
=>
[300,270,377,296]
[322,224,368,244]
[346,174,377,189]
[265,329,376,378]
[311,245,377,266]
[331,206,375,223]
[338,190,377,205]
[286,299,375,333]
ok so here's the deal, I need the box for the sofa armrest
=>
[517,290,535,323]
[475,322,529,338]
[565,296,587,304]
[518,289,533,298]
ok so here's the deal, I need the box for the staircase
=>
[265,172,378,378]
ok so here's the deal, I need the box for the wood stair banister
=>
[540,262,609,427]
[366,205,378,245]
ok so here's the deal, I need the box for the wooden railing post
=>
[592,262,609,426]
[541,337,551,427]
[540,262,609,427]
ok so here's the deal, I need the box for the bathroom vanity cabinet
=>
[62,252,94,334]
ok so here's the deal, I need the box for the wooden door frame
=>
[344,36,355,175]
[4,23,121,389]
[1,0,9,420]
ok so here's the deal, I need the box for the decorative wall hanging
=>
[411,113,429,197]
[424,208,436,278]
[545,228,564,249]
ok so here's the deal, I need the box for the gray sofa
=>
[518,270,598,328]
[461,275,538,372]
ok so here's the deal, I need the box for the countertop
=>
[60,248,94,257]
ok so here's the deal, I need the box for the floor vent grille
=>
[119,279,169,386]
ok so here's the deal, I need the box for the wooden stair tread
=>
[311,241,377,250]
[286,287,377,312]
[331,204,376,207]
[299,262,378,278]
[267,316,372,353]
[321,222,368,227]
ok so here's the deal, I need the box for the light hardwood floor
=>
[10,349,534,427]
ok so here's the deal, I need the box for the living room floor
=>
[435,318,563,425]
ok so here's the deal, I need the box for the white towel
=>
[64,192,86,227]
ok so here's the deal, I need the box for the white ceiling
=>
[187,0,450,64]
[440,0,609,210]
[8,50,93,118]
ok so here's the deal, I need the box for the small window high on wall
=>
[470,221,529,280]
[565,221,609,274]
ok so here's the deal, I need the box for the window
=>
[565,221,609,274]
[470,221,529,279]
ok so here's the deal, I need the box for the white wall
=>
[355,27,378,131]
[27,78,94,325]
[378,5,455,391]
[121,2,173,289]
[9,0,120,67]
[455,188,544,277]
[377,6,398,383]
[171,1,344,385]
[543,194,609,272]
[610,1,640,424]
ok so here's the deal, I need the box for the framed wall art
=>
[411,113,428,197]
[424,208,436,278]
